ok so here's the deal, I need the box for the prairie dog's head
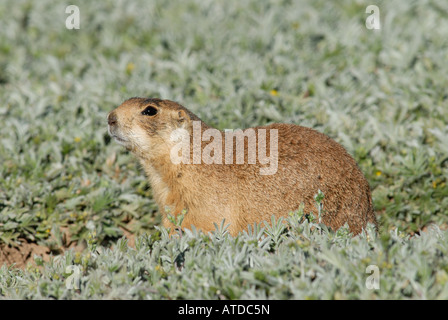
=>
[107,98,198,155]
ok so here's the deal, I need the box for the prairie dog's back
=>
[229,123,376,233]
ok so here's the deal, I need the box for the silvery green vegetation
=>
[3,219,448,299]
[1,0,447,299]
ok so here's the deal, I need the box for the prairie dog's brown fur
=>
[107,98,377,236]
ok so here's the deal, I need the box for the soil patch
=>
[0,239,51,269]
[0,224,137,269]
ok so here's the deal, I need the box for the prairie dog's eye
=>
[141,106,158,116]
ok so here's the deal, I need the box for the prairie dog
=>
[107,98,377,236]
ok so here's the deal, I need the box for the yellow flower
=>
[361,257,371,264]
[74,252,82,264]
[126,62,135,74]
[436,270,448,285]
[375,171,382,177]
[270,89,278,96]
[432,181,437,189]
[74,137,81,143]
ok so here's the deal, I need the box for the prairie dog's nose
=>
[108,111,117,126]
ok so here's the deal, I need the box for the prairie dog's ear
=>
[177,109,189,123]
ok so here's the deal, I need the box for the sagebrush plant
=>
[1,0,448,299]
[1,216,447,299]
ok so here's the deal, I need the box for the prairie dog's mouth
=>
[112,134,128,144]
[112,134,132,149]
[108,125,130,147]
